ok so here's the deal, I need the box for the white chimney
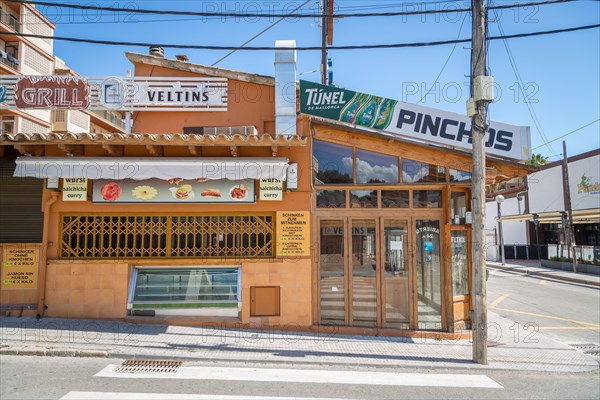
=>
[274,40,297,137]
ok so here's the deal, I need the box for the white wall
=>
[486,197,528,246]
[528,165,564,213]
[528,154,600,213]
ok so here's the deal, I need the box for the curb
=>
[0,345,108,358]
[487,264,600,287]
[1,344,597,373]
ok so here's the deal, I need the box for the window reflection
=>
[413,190,442,208]
[356,149,399,184]
[450,169,472,183]
[350,190,377,208]
[317,190,346,208]
[313,140,353,184]
[381,190,409,208]
[402,159,446,183]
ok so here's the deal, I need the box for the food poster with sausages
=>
[92,178,255,203]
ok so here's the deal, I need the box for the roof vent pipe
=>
[274,40,297,137]
[149,46,165,58]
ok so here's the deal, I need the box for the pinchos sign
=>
[92,178,254,203]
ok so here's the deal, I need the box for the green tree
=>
[526,153,549,167]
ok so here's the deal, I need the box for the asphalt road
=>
[1,356,599,400]
[487,267,600,346]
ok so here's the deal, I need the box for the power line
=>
[491,4,556,155]
[1,23,598,50]
[417,12,468,104]
[211,0,312,66]
[6,0,588,19]
[532,119,600,149]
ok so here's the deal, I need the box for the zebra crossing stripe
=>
[60,392,357,400]
[94,365,503,389]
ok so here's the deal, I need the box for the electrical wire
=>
[532,119,600,149]
[211,0,312,66]
[1,23,598,50]
[491,4,556,155]
[417,12,468,104]
[5,0,589,19]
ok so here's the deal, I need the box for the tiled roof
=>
[0,132,307,146]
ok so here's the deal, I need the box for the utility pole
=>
[320,0,328,85]
[561,140,577,272]
[470,0,489,365]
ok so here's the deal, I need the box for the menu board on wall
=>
[92,178,255,203]
[62,178,88,201]
[1,246,39,289]
[276,212,310,257]
[259,179,283,201]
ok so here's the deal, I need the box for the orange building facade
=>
[1,49,531,335]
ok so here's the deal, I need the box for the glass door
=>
[416,219,443,330]
[319,219,346,325]
[350,219,378,327]
[382,219,410,329]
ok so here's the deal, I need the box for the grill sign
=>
[14,76,90,109]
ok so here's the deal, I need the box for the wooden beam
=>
[146,144,163,157]
[14,144,45,156]
[101,144,124,156]
[58,144,84,156]
[188,145,200,156]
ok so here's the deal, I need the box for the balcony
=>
[0,10,20,32]
[0,43,19,71]
[90,110,127,130]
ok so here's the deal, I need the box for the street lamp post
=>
[532,214,541,265]
[495,194,505,265]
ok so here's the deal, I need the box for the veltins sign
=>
[0,75,228,111]
[300,80,531,161]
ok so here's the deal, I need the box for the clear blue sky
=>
[39,0,600,161]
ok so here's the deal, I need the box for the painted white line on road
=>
[60,392,356,400]
[95,366,503,389]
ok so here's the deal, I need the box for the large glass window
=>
[355,149,399,184]
[313,140,353,184]
[319,220,345,325]
[130,267,240,316]
[416,220,442,330]
[451,231,469,297]
[450,192,467,225]
[402,159,446,183]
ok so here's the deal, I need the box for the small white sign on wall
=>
[62,178,88,201]
[259,179,283,201]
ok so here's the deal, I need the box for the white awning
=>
[14,157,290,181]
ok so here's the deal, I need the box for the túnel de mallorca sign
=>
[300,80,531,161]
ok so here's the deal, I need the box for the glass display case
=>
[128,267,240,317]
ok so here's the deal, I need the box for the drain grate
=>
[115,360,182,374]
[570,344,600,358]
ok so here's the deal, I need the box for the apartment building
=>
[0,1,126,135]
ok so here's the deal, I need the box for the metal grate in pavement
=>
[115,360,182,374]
[570,344,600,358]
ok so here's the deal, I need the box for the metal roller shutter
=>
[0,155,44,243]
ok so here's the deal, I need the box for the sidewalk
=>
[487,260,600,287]
[1,311,598,373]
